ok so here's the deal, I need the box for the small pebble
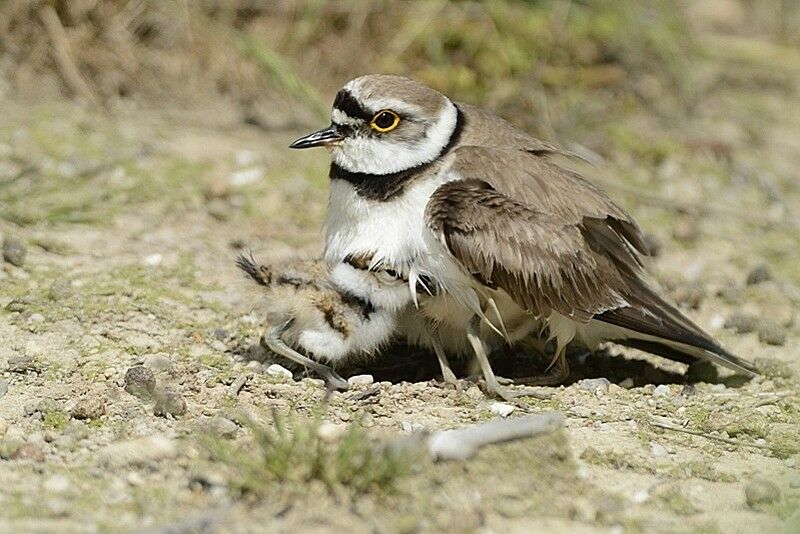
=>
[2,237,27,267]
[4,298,29,313]
[745,479,780,507]
[652,385,671,397]
[126,472,145,487]
[63,421,89,440]
[650,442,668,458]
[317,422,347,443]
[143,253,162,267]
[212,329,229,341]
[619,378,635,389]
[13,443,45,462]
[265,363,293,381]
[789,477,800,489]
[203,416,238,439]
[577,378,610,394]
[43,474,71,493]
[347,374,374,388]
[29,313,45,323]
[153,389,187,417]
[6,353,38,373]
[672,283,705,310]
[757,319,787,346]
[98,435,176,467]
[49,280,73,300]
[716,283,744,304]
[753,357,793,378]
[0,438,22,459]
[144,354,174,373]
[465,386,484,399]
[746,265,772,286]
[229,167,263,187]
[724,311,759,334]
[672,216,699,243]
[71,395,106,420]
[489,402,515,417]
[245,360,262,372]
[123,366,156,399]
[35,399,60,415]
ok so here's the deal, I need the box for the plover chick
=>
[236,253,410,389]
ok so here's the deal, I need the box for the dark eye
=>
[370,110,400,133]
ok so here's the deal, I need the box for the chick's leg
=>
[261,321,350,391]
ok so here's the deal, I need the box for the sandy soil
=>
[1,59,800,532]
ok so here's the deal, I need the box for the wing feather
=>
[425,177,630,322]
[424,146,756,375]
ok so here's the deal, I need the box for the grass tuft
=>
[206,411,411,497]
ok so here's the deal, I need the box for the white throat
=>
[330,100,458,175]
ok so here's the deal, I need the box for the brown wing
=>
[425,177,636,322]
[426,146,757,375]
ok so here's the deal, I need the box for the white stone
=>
[144,354,174,373]
[235,150,260,166]
[652,385,671,397]
[650,442,668,458]
[577,378,610,394]
[347,374,374,387]
[97,435,177,467]
[126,472,145,486]
[230,167,263,187]
[143,253,162,267]
[489,402,515,417]
[265,364,293,381]
[43,474,70,493]
[245,360,262,372]
[317,422,347,443]
[29,313,45,323]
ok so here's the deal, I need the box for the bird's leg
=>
[429,333,458,384]
[466,314,518,401]
[261,322,349,391]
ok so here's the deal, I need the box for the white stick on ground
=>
[427,411,565,461]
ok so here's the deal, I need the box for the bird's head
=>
[290,75,460,174]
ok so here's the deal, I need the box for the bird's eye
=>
[370,110,400,133]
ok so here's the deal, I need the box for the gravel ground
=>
[1,59,800,532]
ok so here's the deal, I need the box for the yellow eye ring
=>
[370,110,400,133]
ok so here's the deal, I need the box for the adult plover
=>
[290,75,757,397]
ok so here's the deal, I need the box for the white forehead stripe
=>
[331,109,361,126]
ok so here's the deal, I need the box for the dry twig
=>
[38,5,101,107]
[427,412,565,461]
[650,419,771,450]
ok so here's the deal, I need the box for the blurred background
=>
[2,2,800,531]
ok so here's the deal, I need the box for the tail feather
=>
[597,281,757,377]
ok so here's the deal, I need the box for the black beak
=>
[289,124,343,149]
